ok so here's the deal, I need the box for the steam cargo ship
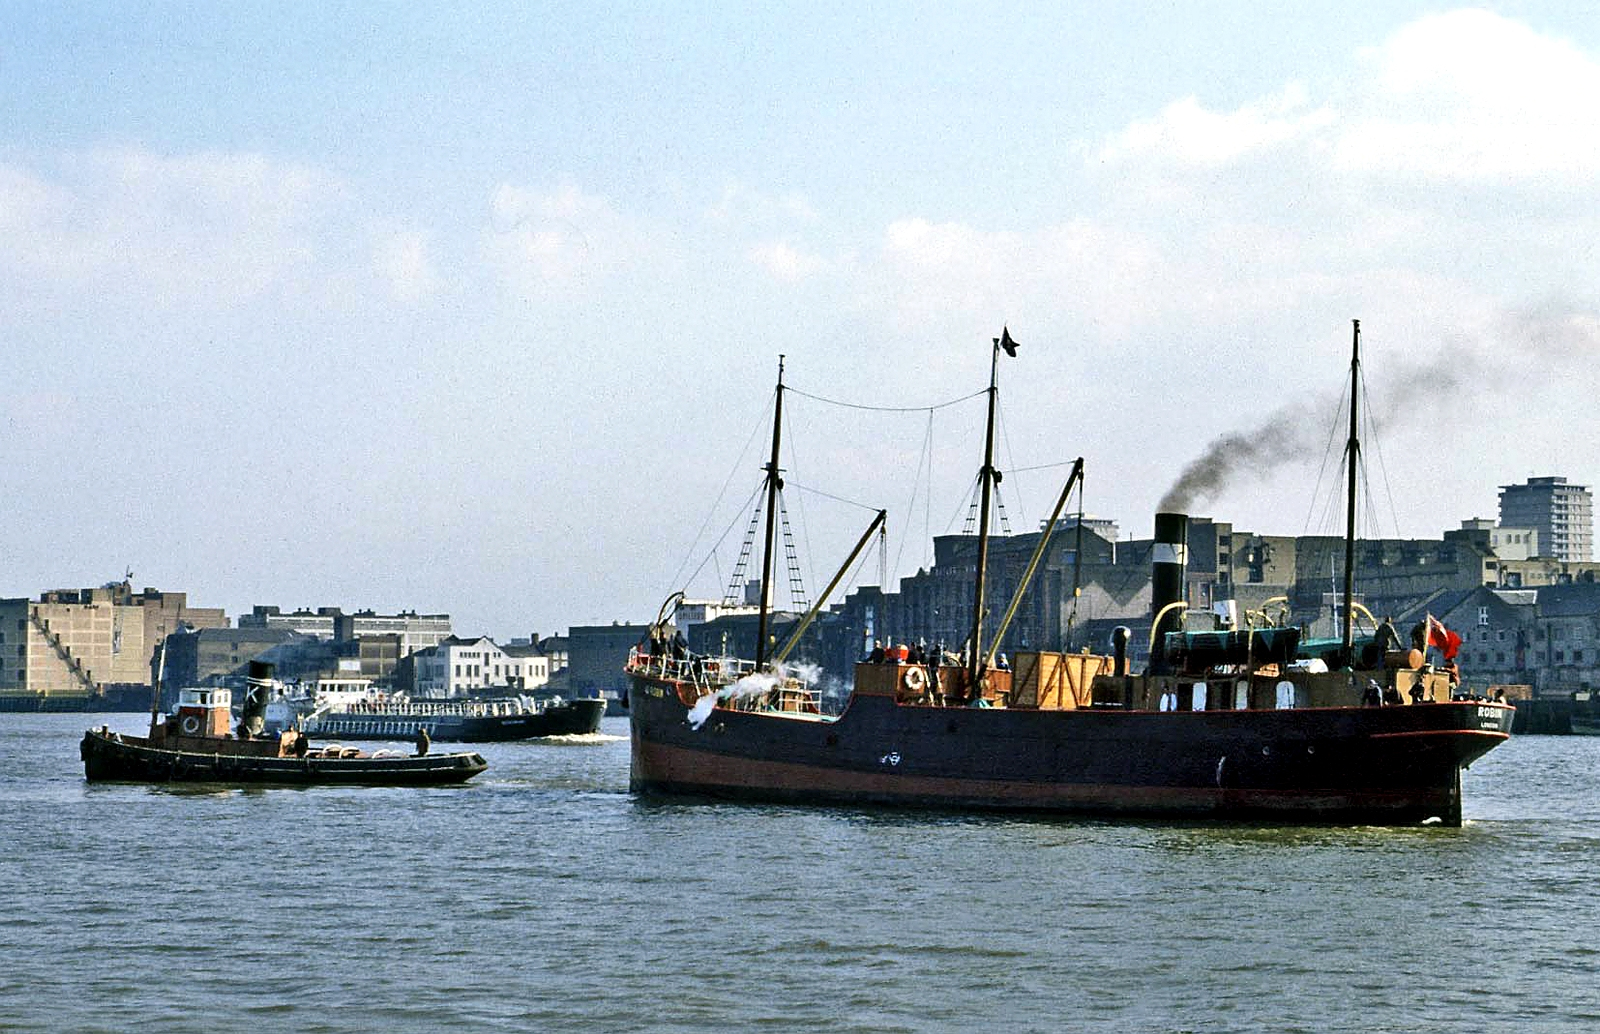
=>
[625,326,1513,825]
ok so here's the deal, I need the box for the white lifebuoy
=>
[179,715,201,735]
[903,667,927,692]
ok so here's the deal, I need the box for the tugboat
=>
[81,661,487,786]
[625,325,1514,825]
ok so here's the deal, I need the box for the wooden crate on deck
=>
[1013,652,1113,710]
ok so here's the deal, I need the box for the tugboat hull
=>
[80,729,487,786]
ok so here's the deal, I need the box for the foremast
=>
[754,356,785,670]
[1341,320,1360,669]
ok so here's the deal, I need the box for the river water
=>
[3,712,1598,1033]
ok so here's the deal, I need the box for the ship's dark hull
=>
[300,699,606,742]
[628,675,1513,825]
[80,729,487,786]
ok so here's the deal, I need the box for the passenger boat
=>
[625,325,1514,825]
[297,694,606,742]
[81,662,487,786]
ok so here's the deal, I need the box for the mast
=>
[969,337,1002,683]
[755,355,786,670]
[148,638,167,738]
[983,458,1083,671]
[1341,319,1360,667]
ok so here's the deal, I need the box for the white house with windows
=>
[412,635,551,697]
[501,642,551,691]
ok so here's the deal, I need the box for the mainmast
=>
[1341,320,1360,667]
[969,336,1003,683]
[755,355,786,670]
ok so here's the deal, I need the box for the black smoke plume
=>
[1156,305,1600,514]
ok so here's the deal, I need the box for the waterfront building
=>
[337,632,403,682]
[536,633,568,676]
[500,642,552,691]
[0,583,227,710]
[566,622,651,708]
[159,626,314,707]
[240,605,451,655]
[671,598,760,637]
[1438,583,1600,697]
[687,611,804,663]
[1499,476,1594,563]
[1461,518,1539,562]
[1490,556,1600,590]
[412,636,514,698]
[239,606,337,638]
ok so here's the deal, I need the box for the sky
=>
[4,2,1600,640]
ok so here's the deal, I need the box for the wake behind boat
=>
[626,326,1513,826]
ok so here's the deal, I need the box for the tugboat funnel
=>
[239,660,274,738]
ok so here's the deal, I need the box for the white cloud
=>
[1102,84,1334,167]
[1100,10,1600,184]
[374,229,441,303]
[0,147,341,307]
[1337,9,1600,180]
[866,216,1161,335]
[748,239,829,282]
[482,183,642,297]
[706,181,820,226]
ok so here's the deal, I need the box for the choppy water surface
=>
[3,713,1599,1032]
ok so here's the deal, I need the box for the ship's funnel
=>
[1150,512,1189,674]
[239,660,274,738]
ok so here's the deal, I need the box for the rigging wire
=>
[891,409,936,585]
[949,472,983,537]
[723,491,767,605]
[1358,362,1403,541]
[995,392,1026,534]
[1303,376,1352,537]
[783,480,882,512]
[786,386,986,413]
[836,525,887,628]
[1007,459,1082,474]
[1314,452,1347,541]
[923,408,934,572]
[781,399,818,603]
[681,480,765,596]
[1066,468,1086,641]
[1361,460,1383,547]
[668,390,774,591]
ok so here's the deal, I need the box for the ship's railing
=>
[319,698,541,719]
[626,648,838,716]
[625,648,767,692]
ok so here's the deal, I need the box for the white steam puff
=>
[685,661,825,730]
[687,672,776,729]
